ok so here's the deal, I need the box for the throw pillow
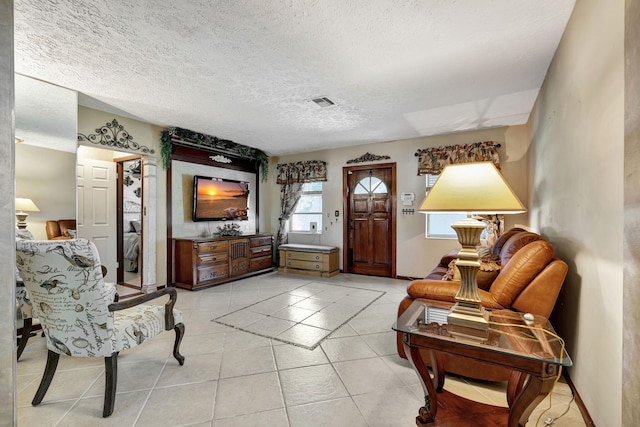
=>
[442,259,461,281]
[65,229,77,238]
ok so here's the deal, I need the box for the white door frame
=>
[78,143,157,293]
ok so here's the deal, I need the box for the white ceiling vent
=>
[309,96,335,108]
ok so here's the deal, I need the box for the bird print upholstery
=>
[15,239,185,417]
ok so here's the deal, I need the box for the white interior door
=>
[77,158,117,283]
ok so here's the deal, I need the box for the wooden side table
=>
[393,300,572,427]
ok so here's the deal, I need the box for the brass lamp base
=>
[447,217,489,341]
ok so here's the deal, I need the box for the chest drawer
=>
[197,264,229,282]
[250,246,272,257]
[285,259,324,271]
[286,251,323,262]
[197,241,229,254]
[250,236,273,247]
[251,256,273,271]
[197,252,228,265]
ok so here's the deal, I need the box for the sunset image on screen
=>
[194,178,249,220]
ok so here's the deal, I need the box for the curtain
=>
[416,141,500,175]
[275,160,328,252]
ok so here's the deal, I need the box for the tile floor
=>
[16,272,586,426]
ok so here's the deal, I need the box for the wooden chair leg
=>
[17,317,33,360]
[103,352,118,418]
[32,350,60,405]
[173,323,185,366]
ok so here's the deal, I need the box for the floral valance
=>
[416,141,501,175]
[276,160,328,184]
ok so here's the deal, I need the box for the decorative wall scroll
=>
[77,119,155,154]
[160,127,269,181]
[346,152,391,164]
[209,155,232,164]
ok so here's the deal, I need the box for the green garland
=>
[160,127,269,182]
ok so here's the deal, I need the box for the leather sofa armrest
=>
[407,279,504,309]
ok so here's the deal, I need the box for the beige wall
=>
[15,144,76,239]
[77,107,168,285]
[527,0,624,425]
[269,125,530,278]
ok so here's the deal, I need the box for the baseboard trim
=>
[396,275,420,281]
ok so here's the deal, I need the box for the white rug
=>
[213,282,385,349]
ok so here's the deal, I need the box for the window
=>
[289,182,323,232]
[424,174,466,238]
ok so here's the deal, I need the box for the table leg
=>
[508,367,557,427]
[403,340,439,425]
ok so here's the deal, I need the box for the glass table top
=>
[393,300,572,367]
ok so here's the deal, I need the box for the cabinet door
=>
[229,238,250,276]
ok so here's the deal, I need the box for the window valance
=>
[416,141,501,175]
[276,160,328,184]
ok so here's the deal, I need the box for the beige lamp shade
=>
[15,198,40,212]
[418,162,525,214]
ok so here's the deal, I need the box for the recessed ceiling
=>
[13,0,575,156]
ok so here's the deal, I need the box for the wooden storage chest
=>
[278,243,339,277]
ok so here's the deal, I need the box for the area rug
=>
[213,282,385,349]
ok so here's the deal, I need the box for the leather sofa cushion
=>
[499,232,543,266]
[490,240,555,307]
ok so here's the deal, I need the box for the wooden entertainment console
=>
[173,233,274,290]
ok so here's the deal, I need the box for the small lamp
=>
[418,162,525,337]
[15,198,40,230]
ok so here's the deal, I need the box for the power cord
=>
[486,319,574,427]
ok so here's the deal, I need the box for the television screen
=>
[192,175,249,221]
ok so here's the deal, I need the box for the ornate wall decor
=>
[346,152,391,164]
[78,119,155,154]
[209,154,232,164]
[160,127,269,181]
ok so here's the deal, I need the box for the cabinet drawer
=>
[197,264,229,282]
[250,246,272,258]
[197,252,228,265]
[250,236,273,247]
[251,256,273,271]
[285,251,323,262]
[197,241,229,254]
[285,259,324,271]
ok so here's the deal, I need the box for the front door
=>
[343,163,396,277]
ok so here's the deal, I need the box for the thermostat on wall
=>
[401,192,415,206]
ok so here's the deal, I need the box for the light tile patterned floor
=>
[16,272,586,426]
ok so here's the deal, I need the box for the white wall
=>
[527,0,624,424]
[268,125,530,278]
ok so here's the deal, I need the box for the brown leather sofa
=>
[396,228,568,381]
[45,219,77,240]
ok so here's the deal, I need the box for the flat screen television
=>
[192,175,249,221]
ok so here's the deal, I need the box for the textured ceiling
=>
[13,0,575,155]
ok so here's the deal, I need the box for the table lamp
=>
[418,162,526,336]
[15,198,40,230]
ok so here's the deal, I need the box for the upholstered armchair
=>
[396,228,568,381]
[15,230,114,361]
[45,219,77,240]
[15,239,185,417]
